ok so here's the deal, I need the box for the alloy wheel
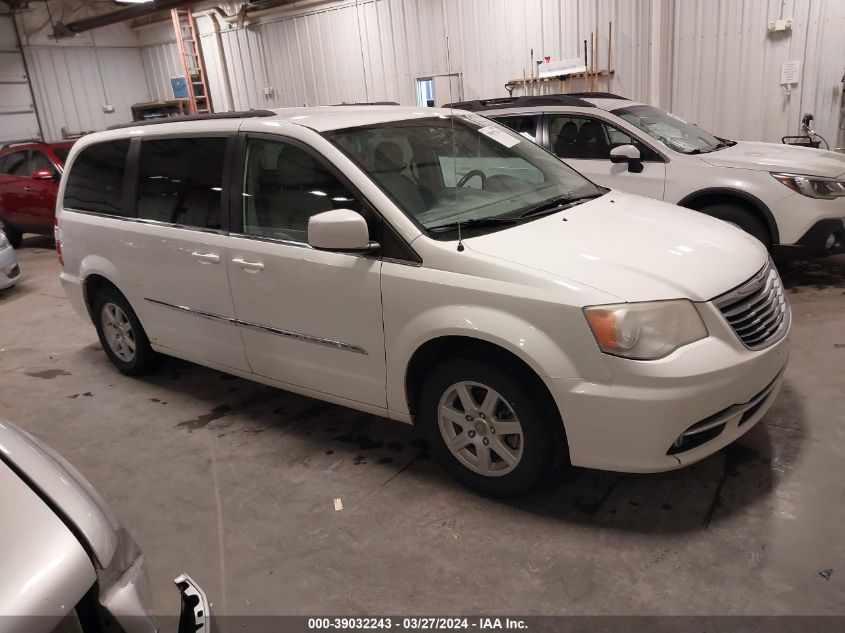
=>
[101,302,136,362]
[437,381,524,477]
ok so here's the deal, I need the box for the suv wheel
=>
[418,358,562,497]
[93,288,160,375]
[2,223,22,249]
[699,203,771,247]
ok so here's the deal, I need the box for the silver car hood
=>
[0,460,96,630]
[0,420,120,568]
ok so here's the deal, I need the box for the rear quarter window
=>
[63,140,130,216]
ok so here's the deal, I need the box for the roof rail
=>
[331,101,401,106]
[565,92,629,100]
[1,139,42,149]
[444,94,596,112]
[107,110,276,131]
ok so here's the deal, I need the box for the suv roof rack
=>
[443,95,596,111]
[565,92,629,100]
[107,110,276,131]
[1,139,41,149]
[331,101,401,106]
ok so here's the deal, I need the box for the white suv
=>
[448,93,845,258]
[57,107,790,496]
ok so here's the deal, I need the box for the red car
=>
[0,140,75,248]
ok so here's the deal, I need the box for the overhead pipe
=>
[52,0,192,39]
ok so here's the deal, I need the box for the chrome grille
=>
[713,261,790,350]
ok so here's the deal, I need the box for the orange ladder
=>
[171,7,212,115]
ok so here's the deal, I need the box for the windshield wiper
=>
[688,139,736,154]
[711,138,736,150]
[429,216,522,232]
[518,192,605,219]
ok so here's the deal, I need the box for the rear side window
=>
[496,115,539,142]
[137,137,227,230]
[0,151,28,176]
[64,140,130,215]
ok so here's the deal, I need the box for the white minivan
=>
[448,93,845,259]
[57,106,790,496]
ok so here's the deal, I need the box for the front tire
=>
[699,203,771,248]
[93,288,160,375]
[418,358,563,497]
[2,222,22,249]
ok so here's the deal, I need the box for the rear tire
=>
[699,203,771,248]
[418,358,563,497]
[2,222,22,249]
[93,288,160,375]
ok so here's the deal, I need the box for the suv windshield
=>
[613,104,729,154]
[326,115,603,237]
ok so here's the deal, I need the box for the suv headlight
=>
[772,173,845,200]
[0,231,8,249]
[583,300,708,360]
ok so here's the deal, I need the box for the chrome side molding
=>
[144,298,368,355]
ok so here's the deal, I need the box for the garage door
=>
[0,13,41,144]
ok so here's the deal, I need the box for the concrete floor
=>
[0,236,843,617]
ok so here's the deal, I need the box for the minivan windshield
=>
[327,115,603,237]
[613,104,732,154]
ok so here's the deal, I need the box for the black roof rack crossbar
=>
[565,92,629,100]
[443,95,596,111]
[107,110,276,131]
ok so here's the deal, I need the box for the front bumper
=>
[774,218,845,259]
[548,301,791,473]
[0,245,20,290]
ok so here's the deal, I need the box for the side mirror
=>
[609,144,643,173]
[308,209,378,252]
[31,168,56,180]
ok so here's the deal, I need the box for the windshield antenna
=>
[444,33,464,252]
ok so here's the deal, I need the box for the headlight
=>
[772,173,845,200]
[0,231,8,249]
[583,300,708,360]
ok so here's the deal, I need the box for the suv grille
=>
[713,261,789,350]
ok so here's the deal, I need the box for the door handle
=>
[24,186,34,192]
[232,257,264,271]
[191,252,221,264]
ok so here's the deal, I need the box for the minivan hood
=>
[699,141,845,178]
[464,192,768,302]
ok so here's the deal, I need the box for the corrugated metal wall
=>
[153,0,656,111]
[141,0,839,146]
[24,45,151,141]
[663,0,845,145]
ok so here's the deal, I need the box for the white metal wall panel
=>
[667,0,845,145]
[181,0,654,111]
[0,13,40,143]
[137,0,843,145]
[24,46,151,142]
[141,42,183,101]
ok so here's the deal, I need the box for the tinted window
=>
[63,140,130,215]
[242,138,362,243]
[549,115,659,161]
[496,115,539,142]
[30,150,55,175]
[137,138,227,229]
[53,148,71,164]
[0,151,28,176]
